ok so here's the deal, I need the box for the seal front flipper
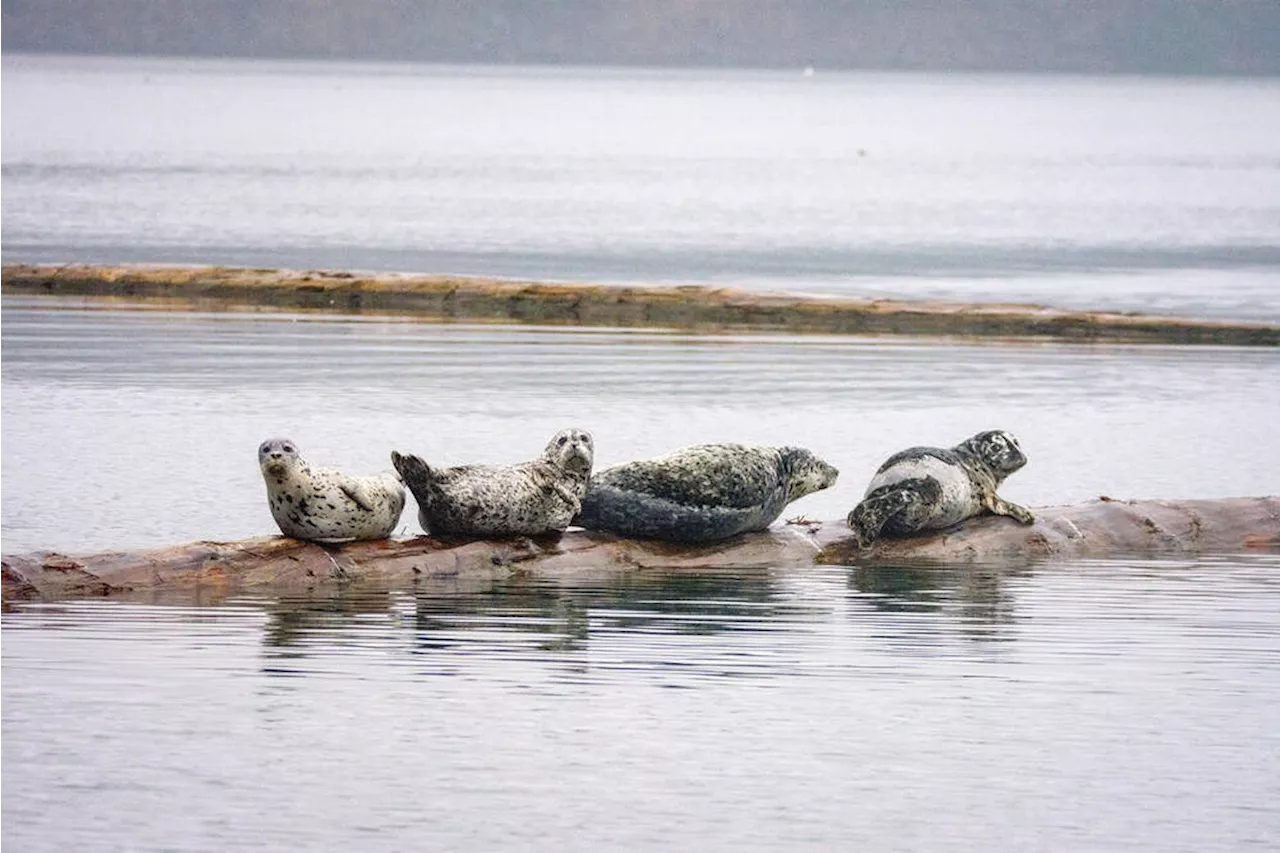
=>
[987,494,1035,524]
[549,481,581,510]
[339,482,376,513]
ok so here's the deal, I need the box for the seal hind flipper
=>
[391,451,434,493]
[575,484,777,544]
[846,477,941,549]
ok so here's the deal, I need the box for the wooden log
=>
[3,498,1277,604]
[4,263,1278,345]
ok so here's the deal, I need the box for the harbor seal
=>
[845,429,1034,549]
[258,438,406,543]
[573,443,839,544]
[391,428,594,538]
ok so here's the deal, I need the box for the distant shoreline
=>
[6,1,1280,76]
[3,263,1278,346]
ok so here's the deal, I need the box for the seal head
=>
[956,429,1027,481]
[780,445,841,502]
[259,438,299,479]
[545,427,594,478]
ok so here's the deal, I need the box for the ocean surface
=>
[4,53,1280,321]
[3,298,1278,555]
[3,300,1279,850]
[3,53,1280,852]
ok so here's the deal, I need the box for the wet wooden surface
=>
[4,497,1277,603]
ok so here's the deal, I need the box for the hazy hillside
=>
[4,0,1279,74]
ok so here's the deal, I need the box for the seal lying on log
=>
[5,498,1276,603]
[391,428,594,537]
[846,430,1034,549]
[257,437,405,543]
[574,443,839,543]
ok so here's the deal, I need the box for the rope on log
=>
[4,498,1277,604]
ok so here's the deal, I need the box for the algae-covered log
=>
[3,498,1277,603]
[4,263,1278,345]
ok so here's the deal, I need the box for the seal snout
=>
[564,443,593,470]
[820,463,839,489]
[548,428,595,475]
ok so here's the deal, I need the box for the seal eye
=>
[557,436,568,446]
[283,444,295,454]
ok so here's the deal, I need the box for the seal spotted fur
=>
[391,428,593,538]
[846,429,1034,549]
[258,438,406,543]
[574,443,839,544]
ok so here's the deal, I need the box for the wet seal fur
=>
[574,443,839,544]
[258,438,406,543]
[846,429,1034,549]
[391,428,594,538]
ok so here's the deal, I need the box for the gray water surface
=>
[5,558,1280,851]
[5,52,1280,853]
[3,303,1279,851]
[4,54,1280,321]
[3,298,1277,554]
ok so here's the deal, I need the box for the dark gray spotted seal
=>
[391,428,593,538]
[258,438,406,543]
[573,443,839,544]
[846,429,1034,549]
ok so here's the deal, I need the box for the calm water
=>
[4,53,1280,851]
[5,559,1280,851]
[4,53,1280,321]
[3,303,1279,849]
[3,298,1278,554]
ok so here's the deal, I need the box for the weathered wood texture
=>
[5,263,1278,345]
[4,498,1277,603]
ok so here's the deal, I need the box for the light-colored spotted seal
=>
[391,428,594,538]
[573,443,839,544]
[846,429,1034,549]
[258,438,406,543]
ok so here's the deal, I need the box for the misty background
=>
[4,0,1280,75]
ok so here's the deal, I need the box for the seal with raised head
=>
[391,428,594,538]
[845,429,1034,549]
[573,443,839,544]
[258,438,406,543]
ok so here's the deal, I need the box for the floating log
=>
[4,263,1278,345]
[3,497,1277,603]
